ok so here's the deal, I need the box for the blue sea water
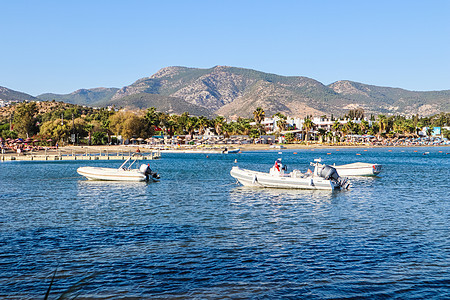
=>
[0,147,449,299]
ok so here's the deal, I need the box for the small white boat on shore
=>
[77,154,160,182]
[269,145,286,149]
[159,147,240,154]
[230,159,349,190]
[316,160,382,176]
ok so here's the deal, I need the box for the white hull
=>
[230,166,340,190]
[77,166,147,181]
[332,162,382,176]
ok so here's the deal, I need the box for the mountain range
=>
[2,66,449,118]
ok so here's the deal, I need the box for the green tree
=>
[303,118,315,141]
[185,116,198,136]
[253,107,265,135]
[197,116,210,135]
[39,119,71,143]
[346,108,364,120]
[359,120,369,134]
[248,128,260,139]
[92,131,108,145]
[284,132,295,143]
[317,128,327,143]
[332,120,341,143]
[237,118,252,135]
[273,112,287,132]
[167,114,179,137]
[214,116,226,135]
[13,102,38,138]
[377,115,388,137]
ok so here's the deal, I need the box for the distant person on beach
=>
[136,148,140,153]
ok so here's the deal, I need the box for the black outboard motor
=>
[140,164,160,182]
[319,165,350,189]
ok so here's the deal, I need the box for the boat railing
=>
[119,153,142,170]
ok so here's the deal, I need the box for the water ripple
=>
[0,148,449,298]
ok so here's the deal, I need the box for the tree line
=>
[0,101,449,145]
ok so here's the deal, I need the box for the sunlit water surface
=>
[1,147,449,299]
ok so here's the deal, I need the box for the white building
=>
[251,116,374,134]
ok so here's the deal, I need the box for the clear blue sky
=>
[1,0,449,96]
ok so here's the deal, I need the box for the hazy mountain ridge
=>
[2,66,449,118]
[38,87,119,106]
[0,86,39,102]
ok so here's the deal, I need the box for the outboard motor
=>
[140,164,160,182]
[319,165,350,189]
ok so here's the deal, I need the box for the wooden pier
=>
[1,149,161,162]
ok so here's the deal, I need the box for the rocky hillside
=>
[328,81,450,116]
[3,66,450,118]
[107,66,450,118]
[109,66,350,117]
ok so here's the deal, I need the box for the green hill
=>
[38,87,119,106]
[109,93,214,117]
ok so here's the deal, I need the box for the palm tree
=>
[197,116,209,135]
[84,123,94,145]
[253,107,265,124]
[178,112,190,133]
[359,120,369,134]
[415,121,424,136]
[214,116,226,135]
[185,116,197,136]
[237,117,251,135]
[167,114,179,137]
[317,128,327,143]
[156,112,168,134]
[377,115,388,138]
[253,107,265,135]
[303,118,315,141]
[326,131,334,143]
[345,120,355,135]
[332,120,341,143]
[273,112,287,132]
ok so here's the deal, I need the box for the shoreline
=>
[1,143,448,159]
